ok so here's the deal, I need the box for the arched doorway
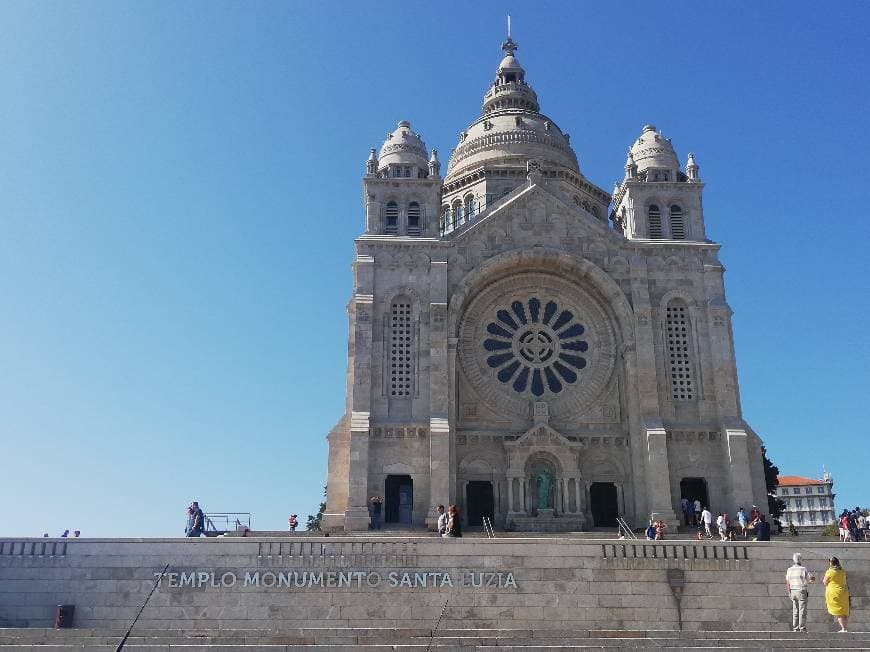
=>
[385,475,413,524]
[590,482,618,527]
[680,477,709,511]
[466,481,494,526]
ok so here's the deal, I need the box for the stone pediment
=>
[505,422,581,452]
[448,182,614,244]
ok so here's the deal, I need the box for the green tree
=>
[307,485,326,531]
[762,445,786,517]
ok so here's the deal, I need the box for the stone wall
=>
[2,537,867,632]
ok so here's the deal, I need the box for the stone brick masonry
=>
[1,537,866,632]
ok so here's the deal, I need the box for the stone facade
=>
[1,536,868,632]
[323,37,769,533]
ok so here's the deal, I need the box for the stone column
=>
[575,479,583,514]
[344,412,372,530]
[426,258,450,529]
[507,478,514,512]
[725,427,755,515]
[645,419,679,528]
[343,278,375,531]
[520,480,526,513]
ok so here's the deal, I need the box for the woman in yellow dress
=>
[823,556,850,632]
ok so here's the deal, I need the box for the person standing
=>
[716,513,727,541]
[737,507,748,538]
[681,498,691,526]
[786,552,815,632]
[288,514,299,532]
[700,507,713,538]
[693,499,702,526]
[442,505,462,538]
[823,556,850,632]
[436,505,448,535]
[755,514,771,541]
[369,496,383,530]
[187,501,205,537]
[840,512,853,542]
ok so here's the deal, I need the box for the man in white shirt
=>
[436,504,448,535]
[786,552,815,632]
[700,507,713,538]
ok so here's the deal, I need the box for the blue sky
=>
[1,2,867,537]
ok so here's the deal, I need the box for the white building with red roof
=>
[777,471,836,528]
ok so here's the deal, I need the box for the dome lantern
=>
[482,37,540,115]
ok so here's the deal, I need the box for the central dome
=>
[444,38,580,183]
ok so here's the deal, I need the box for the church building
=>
[322,36,769,532]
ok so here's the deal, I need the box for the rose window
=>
[482,297,589,396]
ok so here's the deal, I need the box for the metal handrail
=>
[616,515,637,539]
[203,512,251,533]
[482,516,495,538]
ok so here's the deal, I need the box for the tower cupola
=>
[629,124,680,181]
[377,120,430,179]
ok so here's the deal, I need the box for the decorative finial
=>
[428,148,441,178]
[502,17,518,58]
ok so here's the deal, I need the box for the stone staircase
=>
[1,627,868,650]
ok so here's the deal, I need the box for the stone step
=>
[1,630,869,650]
[0,645,865,652]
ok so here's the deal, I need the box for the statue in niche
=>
[535,469,553,509]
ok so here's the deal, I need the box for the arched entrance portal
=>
[680,477,709,511]
[590,482,618,527]
[385,475,413,524]
[466,481,494,526]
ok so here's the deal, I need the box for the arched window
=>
[670,205,685,239]
[451,200,462,228]
[665,300,694,401]
[407,202,421,236]
[591,206,600,219]
[440,205,449,232]
[390,299,413,398]
[464,194,476,219]
[385,201,398,234]
[648,205,663,239]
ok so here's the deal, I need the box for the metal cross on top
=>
[502,15,517,56]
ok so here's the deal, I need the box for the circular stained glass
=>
[482,297,589,397]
